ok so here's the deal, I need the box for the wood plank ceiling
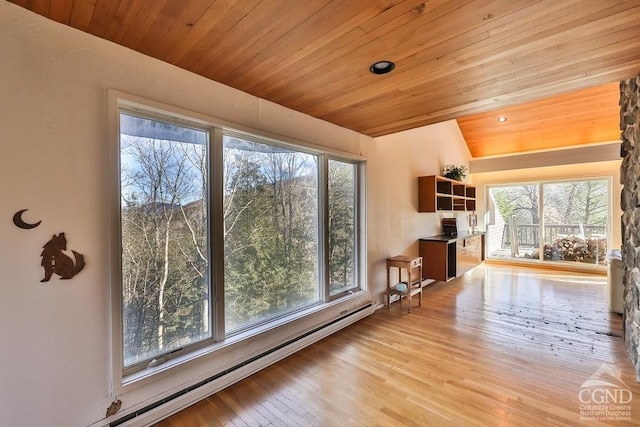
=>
[457,82,621,158]
[8,0,640,157]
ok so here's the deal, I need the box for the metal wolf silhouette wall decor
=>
[40,233,85,282]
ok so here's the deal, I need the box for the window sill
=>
[121,289,368,387]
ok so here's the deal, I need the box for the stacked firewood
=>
[527,234,607,264]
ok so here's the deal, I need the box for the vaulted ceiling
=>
[457,82,621,158]
[9,0,640,157]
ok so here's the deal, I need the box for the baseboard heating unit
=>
[107,302,374,427]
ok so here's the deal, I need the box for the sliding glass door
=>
[486,178,610,268]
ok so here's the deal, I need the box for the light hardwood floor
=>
[155,265,640,426]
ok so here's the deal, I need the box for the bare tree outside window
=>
[117,109,363,375]
[487,179,609,265]
[542,181,608,264]
[120,113,210,368]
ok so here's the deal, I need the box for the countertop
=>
[419,231,485,243]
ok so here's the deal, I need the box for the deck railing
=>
[501,224,606,247]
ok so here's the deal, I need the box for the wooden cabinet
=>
[418,175,476,212]
[419,233,484,282]
[466,234,483,265]
[456,239,468,277]
[420,240,457,282]
[457,234,483,277]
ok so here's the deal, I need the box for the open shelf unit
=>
[418,175,476,212]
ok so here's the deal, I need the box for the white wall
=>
[366,121,472,300]
[0,3,374,426]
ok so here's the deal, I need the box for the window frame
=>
[485,176,612,270]
[325,157,360,299]
[110,92,366,386]
[220,130,323,335]
[117,108,217,376]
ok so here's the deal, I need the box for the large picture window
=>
[117,107,363,375]
[486,178,610,268]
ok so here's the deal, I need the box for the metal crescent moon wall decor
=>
[12,209,42,229]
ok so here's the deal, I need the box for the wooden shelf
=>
[418,175,476,212]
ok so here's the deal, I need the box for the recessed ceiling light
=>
[370,60,395,75]
[497,116,508,123]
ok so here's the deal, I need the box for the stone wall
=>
[620,74,640,380]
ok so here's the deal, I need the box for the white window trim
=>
[326,157,361,298]
[108,90,368,397]
[484,175,613,271]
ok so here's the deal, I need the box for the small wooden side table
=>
[386,255,423,313]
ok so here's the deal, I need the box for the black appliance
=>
[442,218,458,236]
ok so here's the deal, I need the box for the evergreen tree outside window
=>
[117,106,363,376]
[328,159,357,295]
[223,136,320,332]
